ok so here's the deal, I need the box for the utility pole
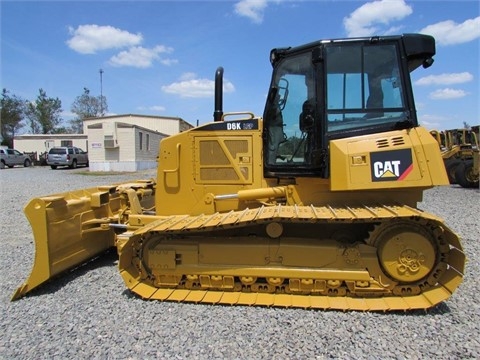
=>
[99,69,104,116]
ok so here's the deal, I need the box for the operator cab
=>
[263,34,435,178]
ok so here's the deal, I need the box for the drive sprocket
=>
[367,218,449,296]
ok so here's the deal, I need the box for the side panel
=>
[330,127,449,191]
[155,119,265,216]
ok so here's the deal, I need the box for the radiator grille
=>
[200,141,229,165]
[197,138,251,184]
[200,168,239,180]
[225,140,248,157]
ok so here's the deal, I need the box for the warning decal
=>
[370,149,413,182]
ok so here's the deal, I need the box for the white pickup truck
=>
[0,147,32,168]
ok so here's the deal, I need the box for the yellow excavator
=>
[13,34,465,311]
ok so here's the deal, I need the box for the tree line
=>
[0,88,108,148]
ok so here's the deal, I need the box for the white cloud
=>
[415,72,473,86]
[383,26,403,35]
[138,105,166,112]
[67,24,142,54]
[429,88,468,100]
[162,73,235,98]
[149,105,166,112]
[343,0,413,37]
[234,0,268,24]
[418,114,449,129]
[420,17,480,46]
[160,58,179,66]
[108,45,176,68]
[419,119,441,130]
[179,72,197,81]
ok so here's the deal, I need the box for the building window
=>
[61,140,73,147]
[146,134,150,151]
[139,131,143,150]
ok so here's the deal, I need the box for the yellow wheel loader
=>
[13,34,465,311]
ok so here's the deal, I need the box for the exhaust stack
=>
[213,67,224,122]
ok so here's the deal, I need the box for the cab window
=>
[264,52,316,167]
[325,43,406,133]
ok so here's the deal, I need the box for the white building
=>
[13,134,88,155]
[87,122,166,171]
[14,114,193,172]
[84,114,193,172]
[83,114,192,135]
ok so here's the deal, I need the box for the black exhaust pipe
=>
[213,66,224,122]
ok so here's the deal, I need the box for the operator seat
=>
[299,100,314,133]
[297,100,315,163]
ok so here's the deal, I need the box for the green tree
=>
[0,88,26,147]
[70,88,108,133]
[24,89,63,134]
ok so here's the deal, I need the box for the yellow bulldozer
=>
[430,127,479,187]
[13,34,465,311]
[454,125,479,188]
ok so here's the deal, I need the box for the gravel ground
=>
[1,166,479,360]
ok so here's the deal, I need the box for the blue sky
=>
[1,0,479,131]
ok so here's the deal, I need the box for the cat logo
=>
[370,149,413,182]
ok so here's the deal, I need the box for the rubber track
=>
[121,203,465,311]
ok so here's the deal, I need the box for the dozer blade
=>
[12,188,114,300]
[12,181,155,300]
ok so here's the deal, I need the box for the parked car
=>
[46,146,89,169]
[0,147,32,168]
